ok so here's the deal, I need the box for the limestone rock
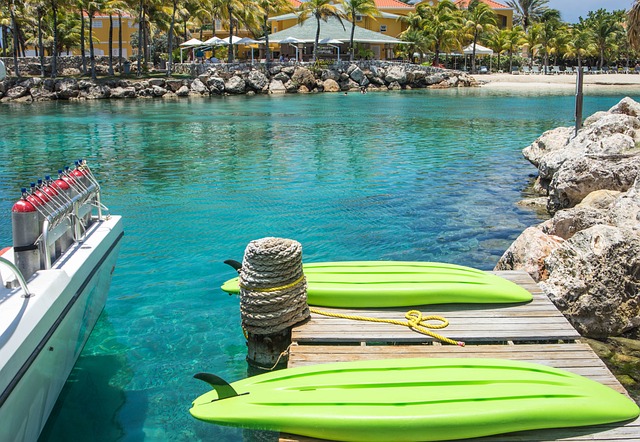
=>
[495,226,564,282]
[292,67,316,91]
[190,78,208,94]
[385,65,407,84]
[6,86,28,100]
[176,85,190,96]
[349,66,365,84]
[576,190,622,210]
[609,96,640,117]
[540,225,640,338]
[540,206,610,240]
[247,70,269,92]
[322,79,340,92]
[268,79,287,94]
[55,79,79,99]
[110,86,137,98]
[150,85,167,97]
[225,76,246,94]
[548,154,640,212]
[207,77,225,94]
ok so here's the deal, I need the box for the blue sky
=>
[546,0,633,23]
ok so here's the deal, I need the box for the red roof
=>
[455,0,511,9]
[288,0,302,7]
[375,0,414,8]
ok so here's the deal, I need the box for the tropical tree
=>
[298,0,345,62]
[582,9,624,70]
[256,0,291,63]
[630,0,640,50]
[422,0,462,66]
[504,25,524,71]
[344,0,379,62]
[564,24,595,70]
[536,9,562,73]
[397,27,429,63]
[485,28,509,72]
[463,0,497,73]
[505,0,549,33]
[522,22,540,67]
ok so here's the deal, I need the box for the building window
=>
[380,25,387,33]
[92,20,103,28]
[113,20,120,28]
[356,15,363,22]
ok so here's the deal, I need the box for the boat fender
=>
[193,373,241,400]
[224,259,242,273]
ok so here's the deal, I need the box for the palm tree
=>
[344,0,379,62]
[298,0,345,62]
[582,9,624,70]
[564,24,595,70]
[422,0,462,67]
[504,25,524,72]
[256,0,291,63]
[463,0,497,74]
[629,0,640,50]
[485,28,509,72]
[536,10,561,74]
[522,22,540,67]
[505,0,549,34]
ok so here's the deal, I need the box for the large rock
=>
[291,67,316,91]
[495,227,564,282]
[190,78,209,95]
[322,78,340,92]
[384,65,407,84]
[246,70,269,92]
[268,79,287,94]
[548,154,640,212]
[207,77,225,94]
[225,76,246,94]
[540,225,640,338]
[55,78,79,99]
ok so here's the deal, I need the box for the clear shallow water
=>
[0,88,638,441]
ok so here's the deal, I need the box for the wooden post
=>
[246,328,291,373]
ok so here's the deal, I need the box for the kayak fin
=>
[194,373,239,400]
[224,259,242,273]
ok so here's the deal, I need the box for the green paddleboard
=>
[221,261,532,307]
[190,358,639,442]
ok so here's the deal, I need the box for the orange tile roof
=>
[289,0,302,6]
[455,0,511,9]
[374,0,414,8]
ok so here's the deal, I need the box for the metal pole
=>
[575,68,584,136]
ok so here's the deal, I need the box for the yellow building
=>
[87,13,138,58]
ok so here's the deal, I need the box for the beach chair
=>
[551,66,561,75]
[564,66,574,74]
[511,66,520,75]
[531,66,541,74]
[522,66,531,74]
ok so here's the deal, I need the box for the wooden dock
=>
[280,271,640,442]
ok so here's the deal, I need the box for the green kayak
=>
[190,358,639,442]
[221,261,532,307]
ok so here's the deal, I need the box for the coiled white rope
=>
[239,237,310,335]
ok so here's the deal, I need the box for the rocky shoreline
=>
[0,62,478,103]
[496,97,640,401]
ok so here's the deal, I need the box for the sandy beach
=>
[472,72,640,92]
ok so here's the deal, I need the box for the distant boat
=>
[0,161,123,441]
[190,357,640,441]
[222,261,533,307]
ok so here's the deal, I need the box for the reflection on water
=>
[0,88,637,441]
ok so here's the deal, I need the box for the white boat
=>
[0,162,123,442]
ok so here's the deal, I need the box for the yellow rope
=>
[239,274,306,293]
[309,308,465,347]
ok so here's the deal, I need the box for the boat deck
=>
[281,271,640,442]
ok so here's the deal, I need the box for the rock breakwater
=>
[0,62,478,103]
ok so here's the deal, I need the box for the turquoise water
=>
[0,88,638,441]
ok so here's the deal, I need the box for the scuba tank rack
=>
[11,160,108,281]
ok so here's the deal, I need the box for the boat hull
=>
[221,261,532,307]
[0,216,123,442]
[190,357,640,442]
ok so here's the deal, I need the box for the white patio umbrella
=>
[276,36,302,61]
[319,38,343,62]
[222,35,244,44]
[203,36,228,46]
[235,37,261,63]
[463,44,493,72]
[179,38,204,63]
